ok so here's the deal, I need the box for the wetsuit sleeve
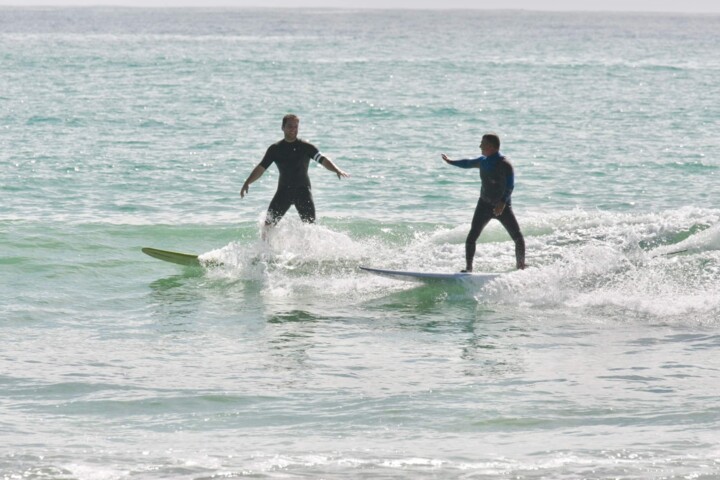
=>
[304,142,324,163]
[259,145,275,169]
[448,157,482,168]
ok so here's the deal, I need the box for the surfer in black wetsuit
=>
[240,114,349,231]
[442,133,526,271]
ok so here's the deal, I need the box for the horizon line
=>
[0,4,718,14]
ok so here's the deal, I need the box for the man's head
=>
[282,114,299,141]
[480,133,500,156]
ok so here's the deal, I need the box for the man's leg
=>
[497,205,525,269]
[465,199,493,272]
[294,187,316,224]
[265,189,292,227]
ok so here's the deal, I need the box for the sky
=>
[0,0,719,13]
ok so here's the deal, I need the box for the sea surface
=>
[1,7,719,479]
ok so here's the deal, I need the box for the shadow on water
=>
[149,272,202,292]
[148,267,205,303]
[145,268,263,326]
[362,281,481,314]
[145,266,338,332]
[147,265,264,299]
[267,310,321,324]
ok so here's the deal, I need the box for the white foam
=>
[189,208,719,321]
[478,209,720,321]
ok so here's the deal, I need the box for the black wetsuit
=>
[448,152,525,269]
[260,138,324,225]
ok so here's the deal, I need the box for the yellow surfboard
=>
[142,247,201,267]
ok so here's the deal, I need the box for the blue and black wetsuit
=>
[448,152,525,269]
[260,138,324,225]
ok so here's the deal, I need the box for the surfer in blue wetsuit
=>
[240,114,349,232]
[442,133,526,271]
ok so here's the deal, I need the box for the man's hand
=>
[493,201,506,216]
[240,165,266,198]
[441,153,453,164]
[320,156,349,179]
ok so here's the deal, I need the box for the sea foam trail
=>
[190,209,720,322]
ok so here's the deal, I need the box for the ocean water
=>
[2,7,720,479]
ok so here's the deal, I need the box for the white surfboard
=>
[359,266,501,283]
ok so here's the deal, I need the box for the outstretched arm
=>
[319,156,349,179]
[441,153,480,168]
[240,165,266,198]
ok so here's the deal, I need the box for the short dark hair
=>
[282,114,299,128]
[482,133,500,149]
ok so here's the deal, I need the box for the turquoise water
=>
[2,8,720,479]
